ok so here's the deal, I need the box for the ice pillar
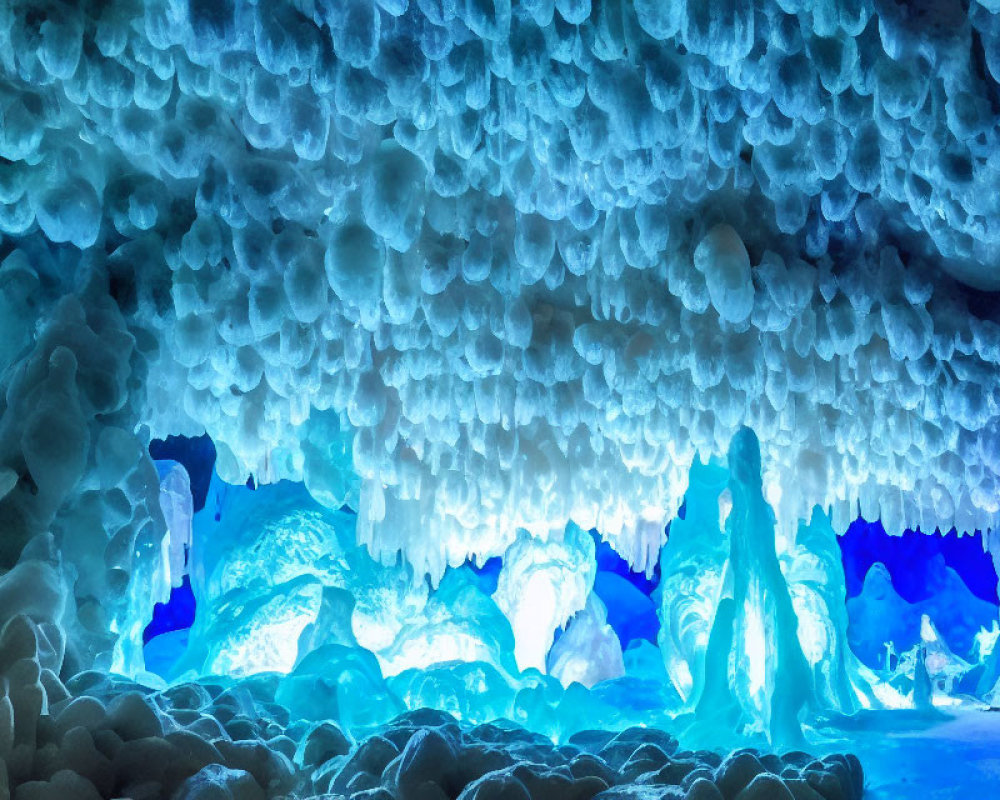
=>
[695,427,812,746]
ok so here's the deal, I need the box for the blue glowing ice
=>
[7,0,1000,795]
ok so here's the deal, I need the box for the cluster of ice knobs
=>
[3,0,1000,748]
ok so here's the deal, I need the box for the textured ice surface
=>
[177,474,428,678]
[495,524,596,672]
[4,0,1000,601]
[5,0,1000,793]
[547,595,625,689]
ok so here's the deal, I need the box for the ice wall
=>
[0,283,171,678]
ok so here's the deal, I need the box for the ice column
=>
[696,427,811,746]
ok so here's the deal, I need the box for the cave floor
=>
[816,708,1000,799]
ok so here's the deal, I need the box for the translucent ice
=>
[695,428,812,747]
[177,475,428,677]
[494,525,596,673]
[155,460,193,589]
[546,595,625,689]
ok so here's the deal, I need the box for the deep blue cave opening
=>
[144,434,215,646]
[839,518,999,668]
[838,518,998,605]
[143,575,197,646]
[591,531,662,650]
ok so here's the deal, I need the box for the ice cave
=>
[6,0,1000,797]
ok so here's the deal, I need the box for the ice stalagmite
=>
[656,458,730,709]
[696,428,811,747]
[786,509,875,714]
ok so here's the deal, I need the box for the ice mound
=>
[175,475,429,678]
[547,595,626,689]
[847,557,999,671]
[4,0,1000,597]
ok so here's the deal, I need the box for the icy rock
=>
[734,774,793,800]
[783,780,824,800]
[617,743,671,783]
[13,770,103,800]
[714,753,765,799]
[214,740,295,796]
[106,693,164,741]
[172,764,265,800]
[297,722,352,768]
[111,736,179,789]
[52,698,107,740]
[54,727,113,796]
[684,779,724,800]
[329,735,399,794]
[31,178,102,250]
[395,728,460,800]
[568,755,618,787]
[457,770,532,800]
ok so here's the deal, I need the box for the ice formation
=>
[546,595,625,689]
[4,0,1000,592]
[7,0,1000,796]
